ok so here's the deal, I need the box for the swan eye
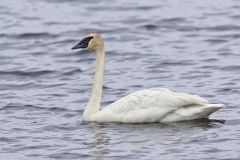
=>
[71,36,93,50]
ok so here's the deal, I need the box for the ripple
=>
[201,58,219,62]
[161,17,188,23]
[48,152,90,159]
[0,104,42,111]
[0,82,43,90]
[204,25,240,32]
[226,119,240,126]
[0,32,58,39]
[40,124,79,132]
[141,24,158,30]
[220,65,240,71]
[0,104,78,113]
[0,70,56,78]
[216,33,240,39]
[160,60,196,66]
[0,137,19,143]
[204,39,228,45]
[61,68,82,76]
[87,5,161,11]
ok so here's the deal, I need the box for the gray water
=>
[0,0,240,159]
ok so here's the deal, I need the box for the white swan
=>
[71,32,223,123]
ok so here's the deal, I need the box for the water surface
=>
[0,0,240,159]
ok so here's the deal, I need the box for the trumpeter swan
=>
[71,32,223,123]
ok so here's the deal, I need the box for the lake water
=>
[0,0,240,159]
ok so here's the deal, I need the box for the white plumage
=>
[91,88,223,123]
[71,32,223,123]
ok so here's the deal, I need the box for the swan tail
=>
[161,103,224,122]
[201,103,224,117]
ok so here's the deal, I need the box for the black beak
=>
[71,36,93,50]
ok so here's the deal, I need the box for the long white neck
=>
[83,48,105,120]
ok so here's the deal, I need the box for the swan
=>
[71,32,224,123]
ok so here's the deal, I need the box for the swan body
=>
[91,88,223,123]
[72,32,223,123]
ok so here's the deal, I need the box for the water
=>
[0,0,240,159]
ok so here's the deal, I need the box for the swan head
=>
[71,32,104,52]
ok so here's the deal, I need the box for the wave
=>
[0,70,56,78]
[0,103,82,113]
[0,32,58,39]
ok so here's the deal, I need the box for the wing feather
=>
[105,88,207,113]
[91,88,208,122]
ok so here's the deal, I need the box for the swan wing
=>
[110,88,207,110]
[91,88,221,123]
